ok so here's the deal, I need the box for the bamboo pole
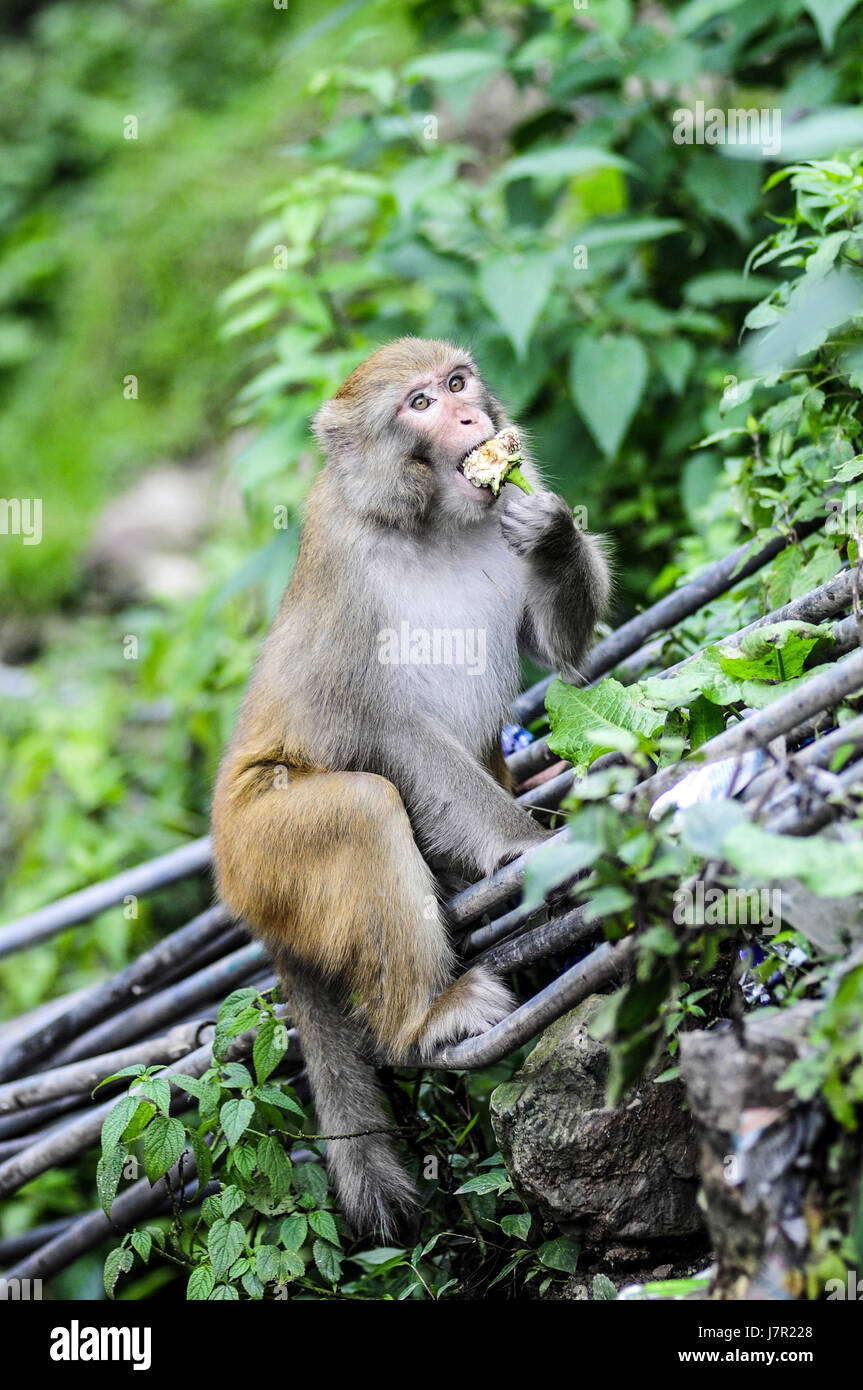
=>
[0,836,213,958]
[0,903,234,1082]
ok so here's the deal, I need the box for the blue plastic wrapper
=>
[501,722,534,756]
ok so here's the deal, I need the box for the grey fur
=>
[276,951,419,1239]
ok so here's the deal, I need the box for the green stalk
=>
[502,462,533,496]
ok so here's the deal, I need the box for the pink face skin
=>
[396,363,497,507]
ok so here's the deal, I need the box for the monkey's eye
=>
[410,393,433,411]
[448,374,466,392]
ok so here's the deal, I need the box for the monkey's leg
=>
[212,766,514,1235]
[212,767,514,1062]
[376,721,550,880]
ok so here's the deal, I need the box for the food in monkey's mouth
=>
[460,428,533,497]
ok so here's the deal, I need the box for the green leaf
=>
[219,1063,254,1090]
[220,1184,245,1218]
[313,1237,343,1285]
[220,1098,255,1149]
[496,144,633,186]
[501,1212,532,1240]
[520,817,604,911]
[547,676,665,767]
[654,339,695,396]
[309,1209,340,1246]
[93,1064,146,1093]
[538,1237,580,1274]
[230,1143,258,1182]
[209,1283,240,1300]
[684,272,777,306]
[280,1250,306,1282]
[592,1273,618,1299]
[403,49,503,84]
[137,1076,172,1115]
[641,649,742,711]
[253,1016,289,1085]
[677,801,750,861]
[689,695,725,752]
[130,1230,152,1263]
[478,255,555,360]
[257,1135,293,1194]
[280,1213,308,1251]
[104,1246,133,1300]
[187,1266,216,1300]
[96,1146,126,1220]
[256,1083,306,1118]
[218,988,260,1020]
[803,0,860,51]
[208,1219,246,1278]
[455,1170,512,1196]
[164,1072,214,1103]
[584,885,634,922]
[201,1194,224,1225]
[101,1095,144,1157]
[189,1130,213,1191]
[721,823,863,898]
[577,217,683,250]
[242,1269,265,1299]
[254,1244,283,1283]
[143,1116,187,1184]
[570,334,648,458]
[291,1162,329,1209]
[121,1100,156,1146]
[717,621,828,682]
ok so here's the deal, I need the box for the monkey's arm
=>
[502,489,610,683]
[374,720,548,879]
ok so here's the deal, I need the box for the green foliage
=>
[536,153,863,1277]
[0,0,414,608]
[781,964,863,1127]
[98,992,576,1300]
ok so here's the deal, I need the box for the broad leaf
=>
[570,334,648,457]
[547,676,665,767]
[478,255,555,359]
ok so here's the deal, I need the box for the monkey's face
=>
[395,361,502,524]
[314,339,508,531]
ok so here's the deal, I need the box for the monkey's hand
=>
[507,491,611,682]
[499,489,575,561]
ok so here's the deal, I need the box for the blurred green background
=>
[2,0,863,1283]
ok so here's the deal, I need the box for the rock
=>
[491,997,703,1248]
[678,1005,824,1299]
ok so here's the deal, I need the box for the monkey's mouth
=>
[456,437,494,475]
[456,438,498,481]
[454,442,498,503]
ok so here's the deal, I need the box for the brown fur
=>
[211,338,610,1236]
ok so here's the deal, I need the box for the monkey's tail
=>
[274,949,419,1240]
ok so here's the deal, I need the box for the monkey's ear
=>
[312,400,341,449]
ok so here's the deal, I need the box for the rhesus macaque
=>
[212,338,610,1236]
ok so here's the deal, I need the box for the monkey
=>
[211,337,611,1238]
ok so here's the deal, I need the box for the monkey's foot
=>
[412,966,516,1061]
